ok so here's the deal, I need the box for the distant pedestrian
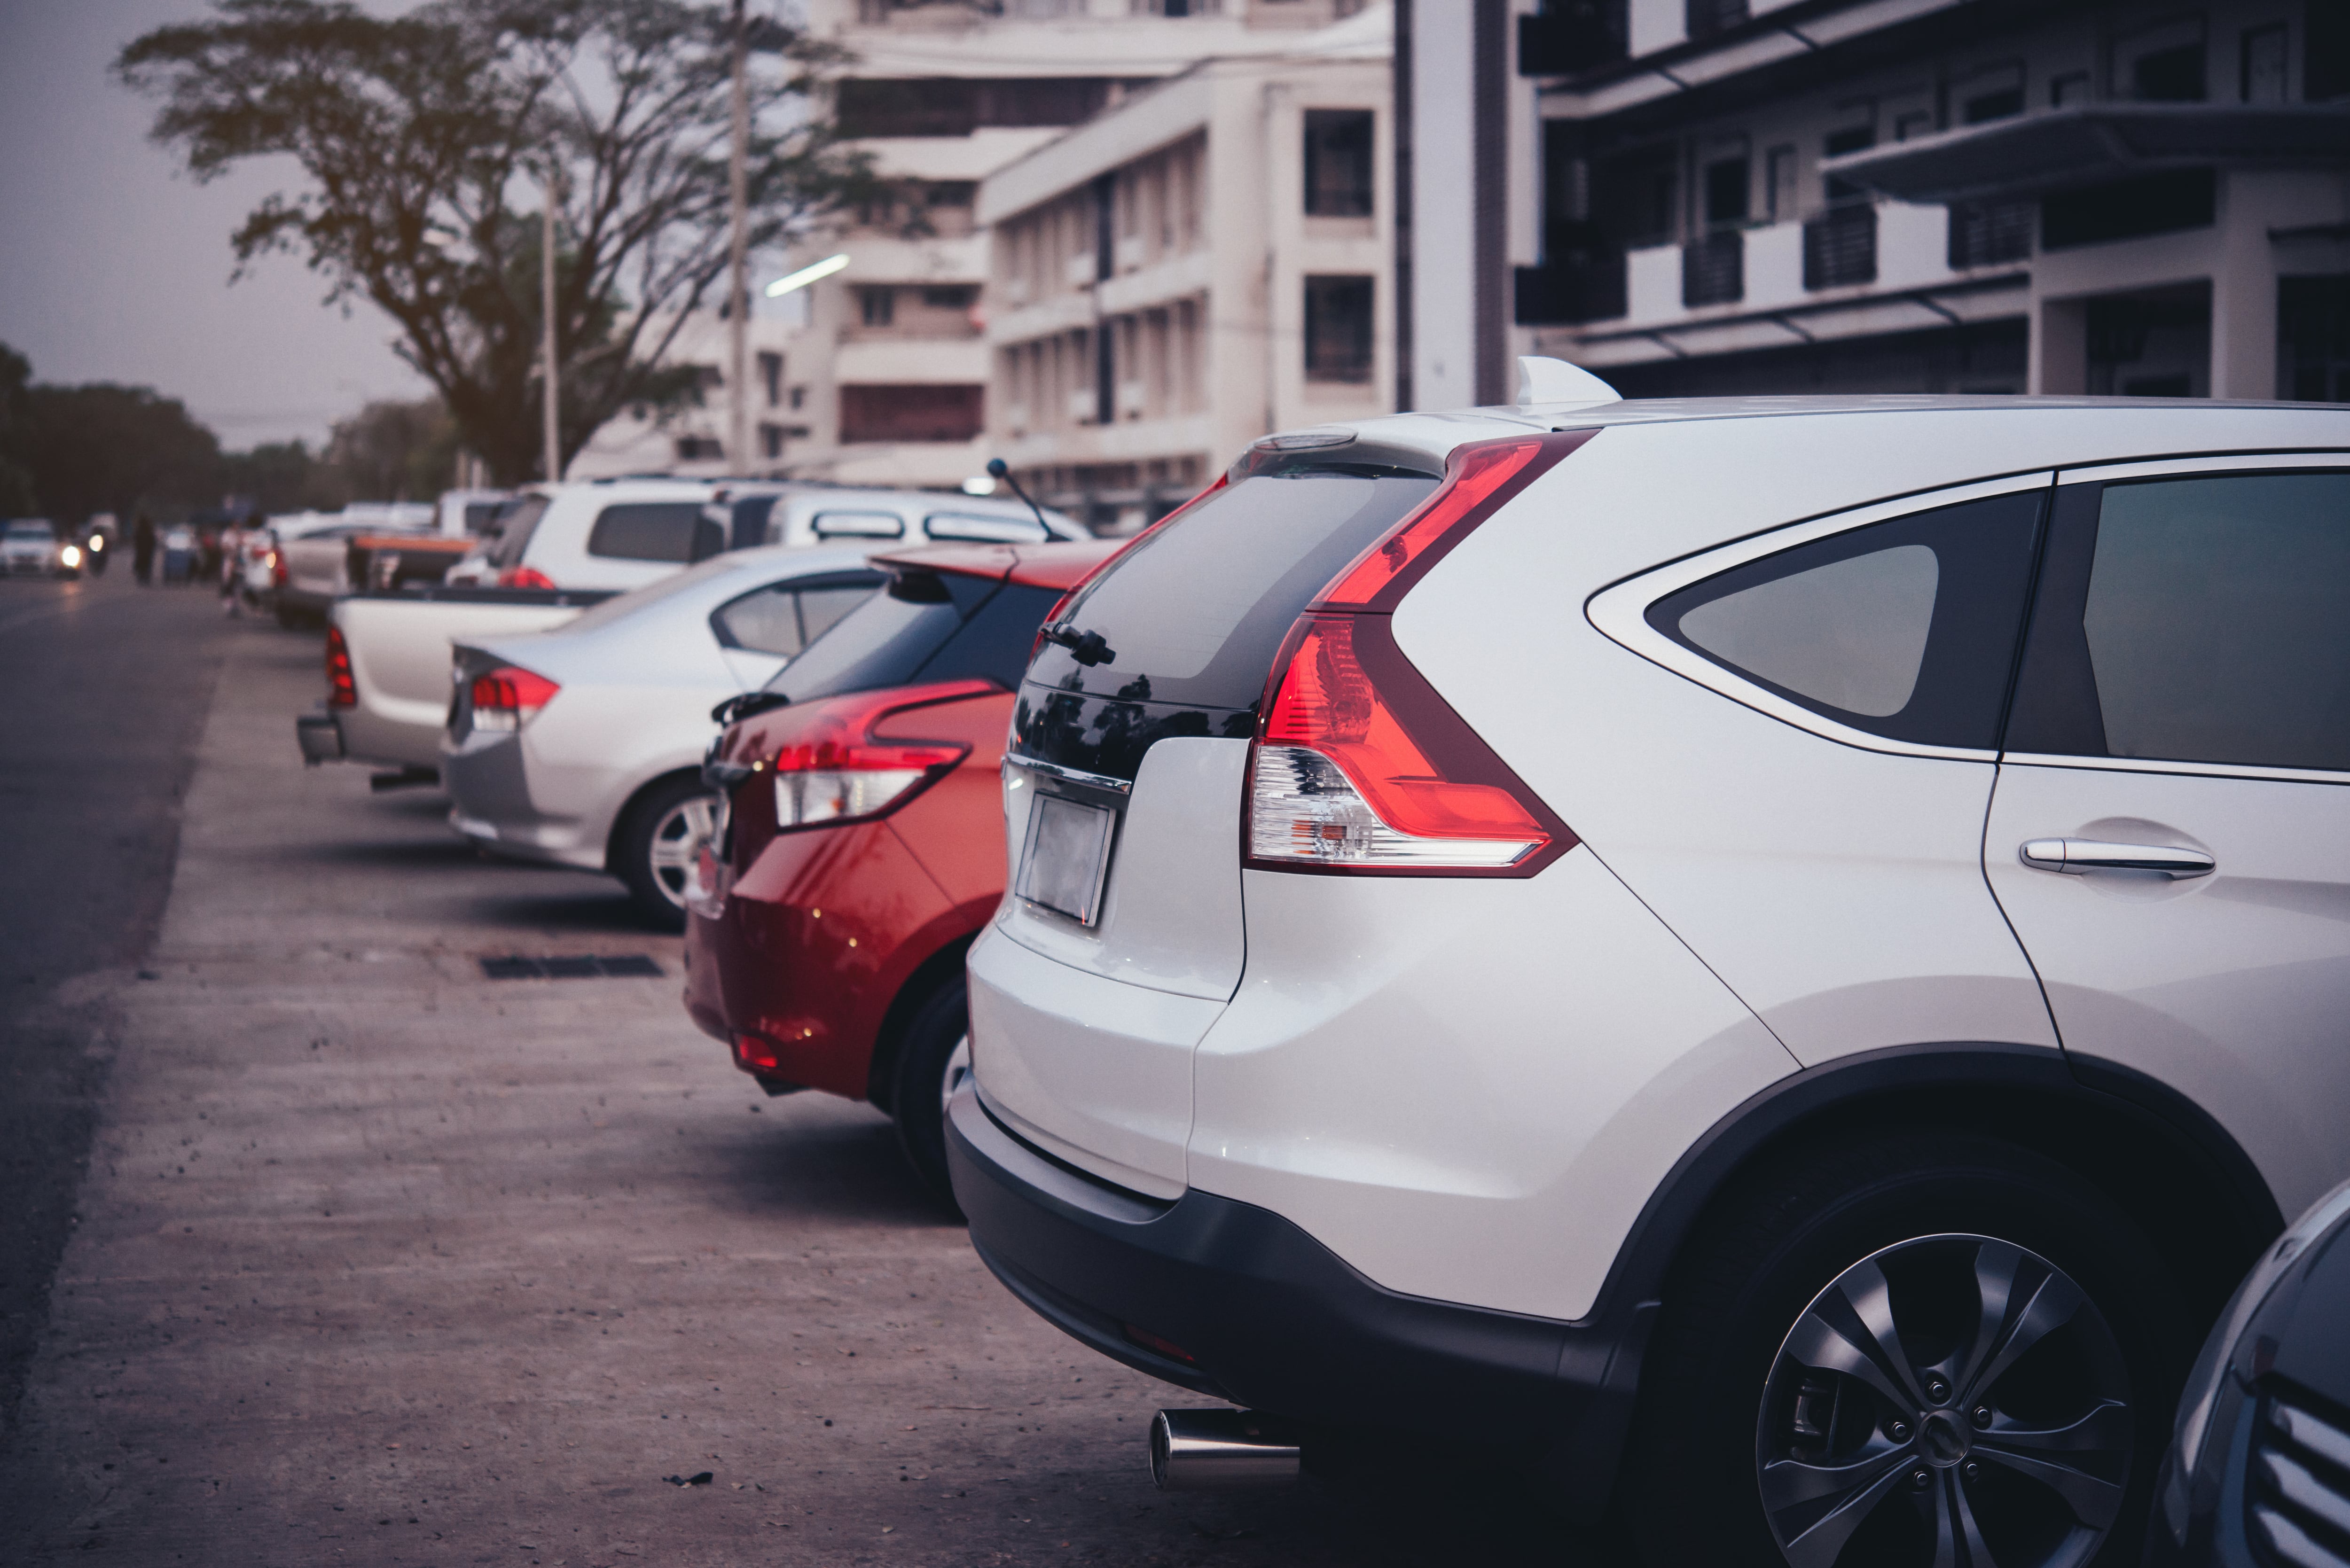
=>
[219,521,242,614]
[133,513,156,585]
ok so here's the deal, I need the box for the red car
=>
[683,538,1123,1195]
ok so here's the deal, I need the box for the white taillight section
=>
[469,666,558,731]
[775,767,931,828]
[1248,745,1536,868]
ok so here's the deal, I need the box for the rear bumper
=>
[946,1087,1653,1511]
[296,710,346,765]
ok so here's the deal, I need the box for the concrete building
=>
[568,310,804,481]
[980,12,1394,529]
[782,0,1377,494]
[1404,0,2349,404]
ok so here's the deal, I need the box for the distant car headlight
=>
[59,544,82,568]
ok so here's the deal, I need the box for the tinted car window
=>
[2024,473,2350,772]
[711,573,882,657]
[1034,469,1441,711]
[486,494,550,568]
[1649,490,2046,749]
[587,503,722,562]
[925,511,1049,544]
[767,579,963,702]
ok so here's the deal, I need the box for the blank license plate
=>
[1015,793,1116,926]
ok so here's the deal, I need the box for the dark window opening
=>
[2131,43,2207,101]
[2279,275,2350,401]
[859,287,896,327]
[586,503,725,563]
[1823,123,1876,207]
[1304,276,1375,383]
[2041,170,2215,250]
[834,77,1114,139]
[1518,0,1628,75]
[759,424,785,461]
[921,285,978,310]
[758,351,783,408]
[1303,109,1376,218]
[1703,157,1750,228]
[1686,0,1747,41]
[1592,145,1678,249]
[674,436,725,462]
[838,384,985,444]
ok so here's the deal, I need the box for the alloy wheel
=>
[1756,1233,2133,1568]
[647,793,721,909]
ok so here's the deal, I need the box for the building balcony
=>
[1948,200,2033,270]
[1804,206,1878,291]
[1682,230,1744,308]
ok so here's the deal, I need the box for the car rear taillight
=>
[757,680,989,831]
[270,549,287,586]
[469,665,559,731]
[1246,431,1592,877]
[499,565,556,589]
[325,626,357,709]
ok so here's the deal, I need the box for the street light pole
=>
[542,164,563,485]
[728,0,751,476]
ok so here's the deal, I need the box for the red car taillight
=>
[499,565,556,589]
[745,679,990,832]
[1244,431,1592,876]
[267,549,285,585]
[325,625,357,708]
[469,665,559,731]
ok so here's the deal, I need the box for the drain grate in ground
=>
[480,954,665,981]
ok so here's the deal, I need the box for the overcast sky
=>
[0,0,431,449]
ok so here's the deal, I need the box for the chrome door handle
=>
[2019,839,2215,878]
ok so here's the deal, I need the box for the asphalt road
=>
[0,566,238,1436]
[0,585,1630,1566]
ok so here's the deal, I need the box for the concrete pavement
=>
[0,606,1615,1566]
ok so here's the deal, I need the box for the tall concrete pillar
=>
[1405,0,1508,411]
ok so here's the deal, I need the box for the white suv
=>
[947,371,2350,1568]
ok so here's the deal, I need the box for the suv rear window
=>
[768,570,1063,704]
[1030,468,1441,712]
[587,502,722,562]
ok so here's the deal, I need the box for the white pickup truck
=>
[295,585,617,786]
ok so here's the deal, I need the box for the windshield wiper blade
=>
[1040,623,1115,667]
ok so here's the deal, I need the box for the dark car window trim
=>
[1587,472,2060,764]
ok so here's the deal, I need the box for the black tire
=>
[1623,1131,2190,1568]
[611,775,720,933]
[889,976,969,1209]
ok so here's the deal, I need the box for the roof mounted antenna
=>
[1514,356,1622,409]
[987,458,1051,537]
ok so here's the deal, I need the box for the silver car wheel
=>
[646,793,720,908]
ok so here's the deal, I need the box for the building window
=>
[1822,121,1875,208]
[758,351,783,408]
[674,436,724,461]
[1958,62,2025,124]
[921,285,977,310]
[759,424,785,460]
[1764,145,1798,223]
[838,384,985,443]
[2050,70,2092,106]
[859,286,895,327]
[1593,145,1678,248]
[1303,276,1375,384]
[2242,23,2289,103]
[1133,0,1222,15]
[1702,154,1749,229]
[1686,0,1747,41]
[2119,20,2207,101]
[2279,275,2350,401]
[1303,110,1375,218]
[1894,110,1935,141]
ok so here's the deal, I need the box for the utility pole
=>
[542,164,563,485]
[728,0,751,476]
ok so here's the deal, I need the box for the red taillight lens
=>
[1246,430,1593,876]
[267,549,285,585]
[325,626,357,708]
[469,665,559,731]
[1030,473,1227,664]
[763,680,987,830]
[499,565,556,589]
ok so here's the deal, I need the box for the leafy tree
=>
[120,0,875,484]
[322,397,461,501]
[0,344,35,518]
[18,382,223,527]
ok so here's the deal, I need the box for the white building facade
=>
[781,0,1379,494]
[1405,0,2349,405]
[981,21,1394,529]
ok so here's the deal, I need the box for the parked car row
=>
[281,370,2349,1568]
[2,517,86,577]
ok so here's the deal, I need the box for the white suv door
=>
[1986,458,2350,1222]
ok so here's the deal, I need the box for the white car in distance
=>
[446,479,724,591]
[439,543,884,927]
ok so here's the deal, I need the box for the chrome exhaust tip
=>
[1148,1409,1301,1491]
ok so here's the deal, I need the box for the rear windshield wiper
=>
[1039,623,1115,667]
[711,690,791,728]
